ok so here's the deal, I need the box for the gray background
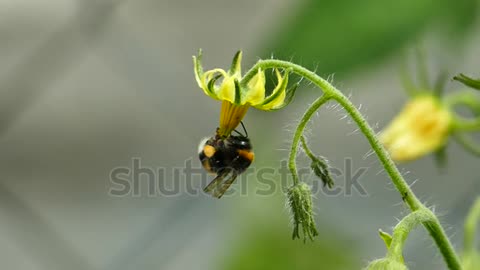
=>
[0,0,478,269]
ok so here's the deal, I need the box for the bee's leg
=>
[204,168,231,195]
[212,172,238,199]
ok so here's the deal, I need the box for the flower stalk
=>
[240,59,462,270]
[444,89,480,157]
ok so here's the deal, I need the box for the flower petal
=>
[216,76,236,103]
[244,68,266,106]
[380,95,452,162]
[218,100,249,138]
[202,68,229,99]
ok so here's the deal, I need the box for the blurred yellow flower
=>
[193,51,291,137]
[380,95,452,162]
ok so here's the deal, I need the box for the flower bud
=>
[287,182,318,242]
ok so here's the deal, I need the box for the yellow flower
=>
[380,95,452,162]
[193,50,295,138]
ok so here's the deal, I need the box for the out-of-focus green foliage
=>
[463,252,480,270]
[220,223,357,270]
[260,0,478,77]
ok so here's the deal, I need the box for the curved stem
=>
[444,90,480,114]
[451,117,480,132]
[387,209,433,262]
[300,136,316,162]
[288,94,331,185]
[444,90,480,132]
[242,59,462,270]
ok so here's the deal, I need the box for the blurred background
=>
[0,0,479,269]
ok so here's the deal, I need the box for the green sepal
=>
[310,156,334,189]
[193,49,204,83]
[454,74,480,90]
[229,50,242,76]
[261,68,291,106]
[206,74,222,98]
[300,136,334,188]
[433,144,448,170]
[233,79,242,105]
[378,229,393,249]
[433,70,447,98]
[269,81,299,111]
[287,183,319,242]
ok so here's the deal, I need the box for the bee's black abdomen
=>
[199,134,254,175]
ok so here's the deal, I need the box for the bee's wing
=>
[204,169,231,195]
[204,169,238,199]
[212,173,238,199]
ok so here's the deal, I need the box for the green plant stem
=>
[287,95,331,185]
[241,59,462,270]
[300,136,317,162]
[444,90,480,132]
[464,197,480,254]
[387,209,433,262]
[444,90,480,157]
[444,90,480,113]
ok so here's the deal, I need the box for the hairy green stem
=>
[300,136,317,162]
[287,94,331,185]
[387,209,433,262]
[241,59,462,270]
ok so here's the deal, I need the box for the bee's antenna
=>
[232,121,249,137]
[232,129,243,136]
[240,121,248,137]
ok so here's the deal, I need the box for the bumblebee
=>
[198,123,254,198]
